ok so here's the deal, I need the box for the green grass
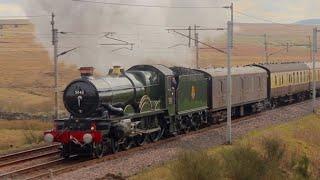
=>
[131,114,320,180]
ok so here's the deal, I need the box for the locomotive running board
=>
[109,110,165,122]
[133,127,161,134]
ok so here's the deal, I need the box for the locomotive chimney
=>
[79,67,94,77]
[108,65,124,76]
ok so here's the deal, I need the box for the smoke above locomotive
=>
[22,0,229,70]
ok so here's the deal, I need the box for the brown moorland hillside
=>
[0,19,78,115]
[199,23,320,68]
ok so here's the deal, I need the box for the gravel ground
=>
[55,99,319,180]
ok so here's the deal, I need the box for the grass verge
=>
[0,119,52,153]
[131,114,320,180]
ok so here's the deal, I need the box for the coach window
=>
[219,80,223,95]
[292,73,294,84]
[241,78,245,90]
[289,74,291,84]
[280,75,282,85]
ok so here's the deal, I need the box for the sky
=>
[0,0,319,23]
[0,0,26,17]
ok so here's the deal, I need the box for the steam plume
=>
[22,0,229,71]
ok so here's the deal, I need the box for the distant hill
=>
[295,19,320,25]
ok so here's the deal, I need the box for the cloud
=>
[0,3,26,17]
[3,0,320,23]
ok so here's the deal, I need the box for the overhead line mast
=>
[312,27,319,113]
[51,13,59,120]
[225,2,234,145]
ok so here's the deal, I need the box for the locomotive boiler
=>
[63,66,147,118]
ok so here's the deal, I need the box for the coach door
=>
[166,76,176,116]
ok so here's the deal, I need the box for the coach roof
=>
[305,62,320,69]
[252,62,309,73]
[200,66,266,77]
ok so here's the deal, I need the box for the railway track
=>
[0,144,61,179]
[0,100,315,180]
[0,144,60,168]
[0,155,85,180]
[1,112,263,180]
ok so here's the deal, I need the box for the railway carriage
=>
[200,66,268,121]
[305,62,320,95]
[253,63,310,106]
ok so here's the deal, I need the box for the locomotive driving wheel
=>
[110,139,120,153]
[149,126,164,142]
[94,142,106,158]
[121,137,134,150]
[149,116,164,142]
[135,134,148,146]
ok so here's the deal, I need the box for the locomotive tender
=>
[44,62,320,158]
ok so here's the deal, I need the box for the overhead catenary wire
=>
[0,15,51,18]
[169,30,227,54]
[72,0,225,9]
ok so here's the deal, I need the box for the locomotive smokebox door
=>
[166,76,176,116]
